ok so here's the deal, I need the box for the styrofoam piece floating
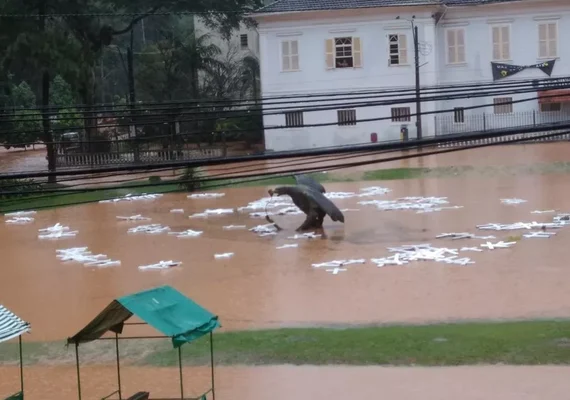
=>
[238,197,294,213]
[168,229,203,238]
[358,196,460,213]
[249,223,278,236]
[223,225,247,230]
[39,223,70,233]
[373,244,475,267]
[531,210,555,214]
[187,192,225,199]
[522,231,556,238]
[312,259,366,268]
[6,216,34,224]
[214,252,234,259]
[39,231,78,240]
[128,224,170,234]
[116,215,151,221]
[56,247,120,267]
[326,267,347,274]
[476,221,564,231]
[138,260,182,270]
[277,244,298,249]
[460,247,483,252]
[189,208,234,218]
[4,210,36,217]
[287,232,321,240]
[480,241,516,250]
[99,193,163,203]
[501,198,527,205]
[170,209,184,213]
[436,232,496,240]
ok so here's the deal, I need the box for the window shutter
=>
[399,34,408,64]
[492,27,500,60]
[352,37,362,67]
[325,38,334,69]
[291,40,299,70]
[548,23,557,57]
[457,29,465,63]
[446,30,456,63]
[501,26,510,59]
[281,41,290,71]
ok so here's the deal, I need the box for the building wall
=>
[256,0,570,151]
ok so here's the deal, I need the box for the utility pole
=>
[127,27,140,162]
[413,23,423,140]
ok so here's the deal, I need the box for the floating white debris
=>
[187,192,225,199]
[170,209,184,213]
[325,192,358,199]
[99,193,163,203]
[116,214,151,221]
[6,216,34,224]
[249,223,279,236]
[4,210,36,217]
[340,208,360,212]
[138,260,182,270]
[476,221,564,231]
[531,210,556,214]
[238,197,293,212]
[168,229,203,238]
[189,208,234,218]
[501,198,527,205]
[460,247,484,252]
[56,247,120,267]
[312,259,366,268]
[214,252,234,259]
[480,241,516,250]
[39,231,78,240]
[276,244,298,249]
[39,223,70,233]
[287,232,322,240]
[223,225,247,230]
[326,267,347,275]
[128,224,170,234]
[522,231,556,238]
[436,232,496,240]
[358,196,459,213]
[371,244,475,267]
[359,186,392,197]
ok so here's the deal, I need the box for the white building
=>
[253,0,570,151]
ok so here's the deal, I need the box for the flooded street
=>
[2,365,570,400]
[3,143,570,400]
[2,174,570,340]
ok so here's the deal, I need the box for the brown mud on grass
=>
[2,365,570,400]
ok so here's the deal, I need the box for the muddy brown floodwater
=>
[2,173,570,341]
[3,365,570,400]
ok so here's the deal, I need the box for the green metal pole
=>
[115,333,122,400]
[210,332,215,400]
[18,335,23,394]
[75,343,82,400]
[178,346,184,400]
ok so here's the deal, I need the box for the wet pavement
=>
[2,174,570,341]
[2,365,570,400]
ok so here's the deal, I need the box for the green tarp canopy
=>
[67,285,220,348]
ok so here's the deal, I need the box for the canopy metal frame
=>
[72,321,216,400]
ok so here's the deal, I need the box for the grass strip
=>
[3,321,570,367]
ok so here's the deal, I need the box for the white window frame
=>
[538,21,558,59]
[493,97,513,114]
[326,37,362,69]
[388,33,408,66]
[285,110,304,127]
[491,24,511,62]
[453,107,465,124]
[240,34,248,50]
[281,39,300,72]
[337,109,357,126]
[391,107,411,123]
[445,28,466,65]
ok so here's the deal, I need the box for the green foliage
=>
[0,178,42,199]
[10,81,36,108]
[177,166,202,192]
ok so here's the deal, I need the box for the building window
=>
[540,102,561,112]
[325,37,362,69]
[538,22,557,58]
[285,111,304,127]
[446,28,466,64]
[337,109,357,125]
[281,40,299,71]
[453,107,465,123]
[391,107,411,122]
[388,34,408,65]
[493,97,513,114]
[240,34,248,50]
[491,25,510,61]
